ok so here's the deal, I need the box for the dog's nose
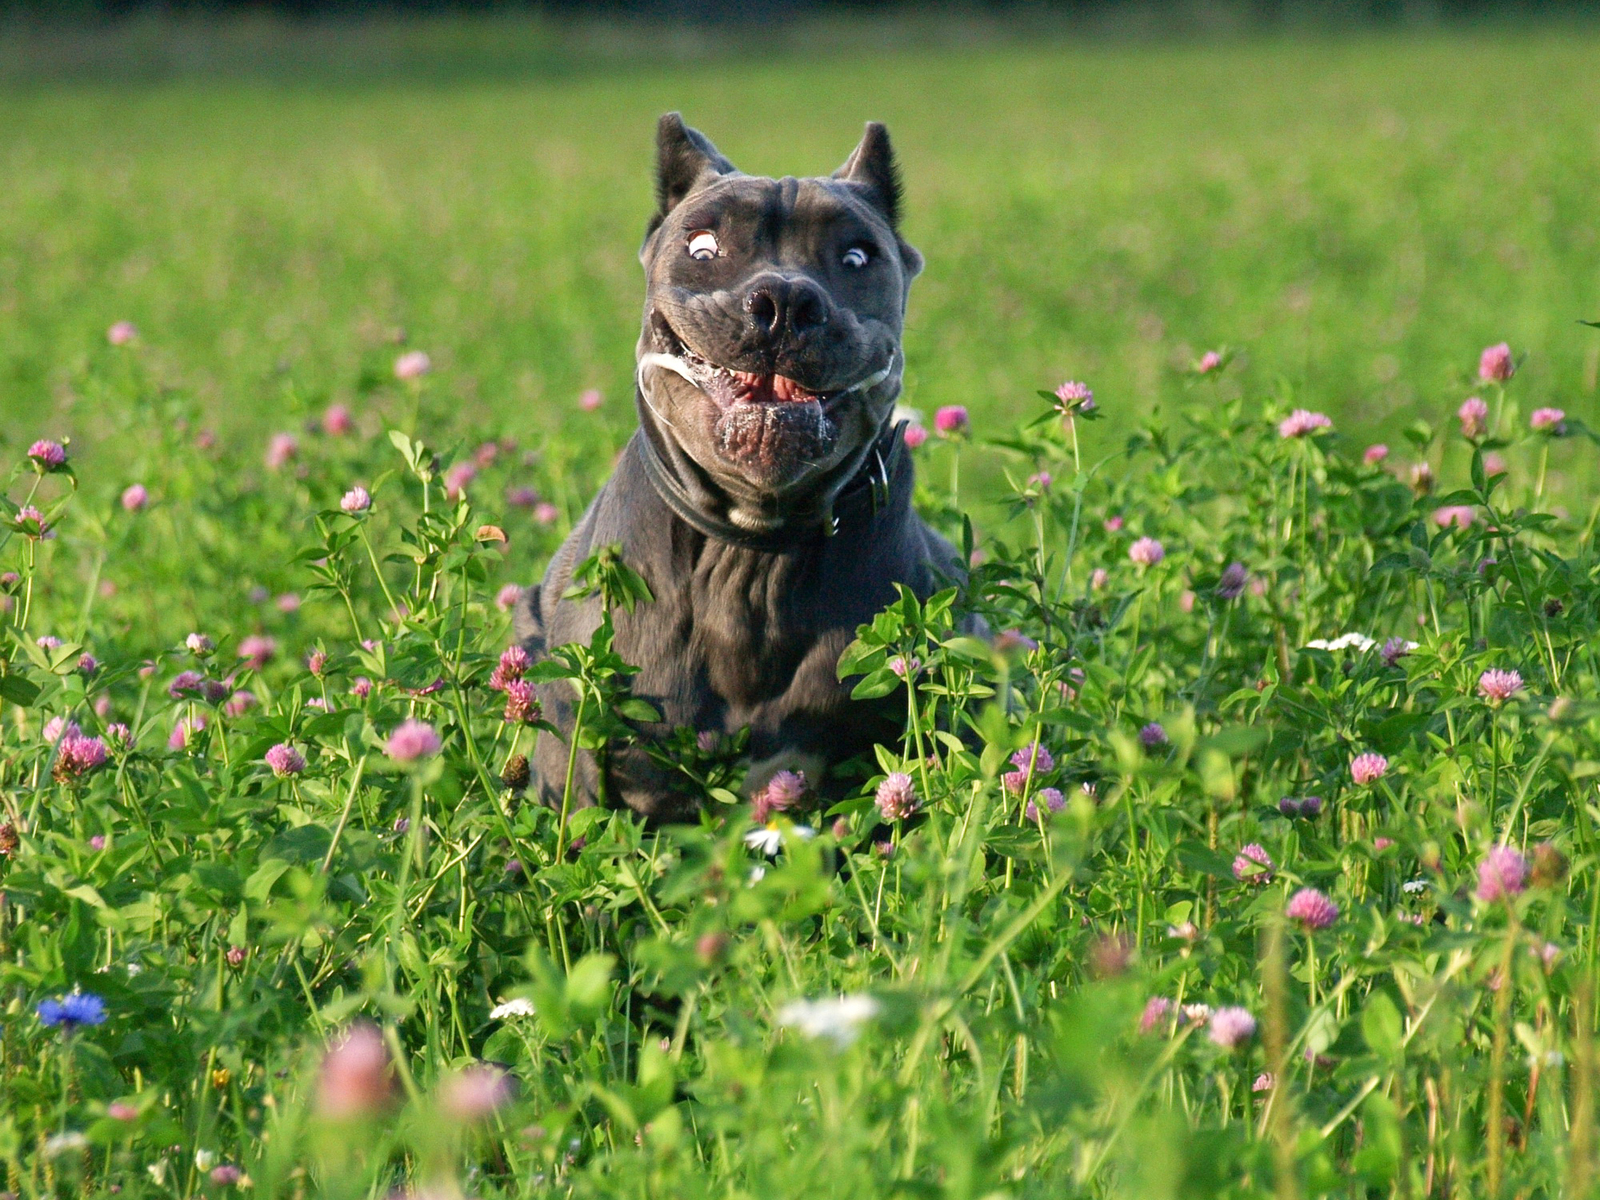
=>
[744,277,828,338]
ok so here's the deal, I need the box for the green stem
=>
[318,757,367,875]
[906,671,932,810]
[337,583,366,644]
[1489,712,1502,828]
[1033,504,1048,601]
[357,522,402,623]
[386,775,427,997]
[18,540,36,633]
[1306,932,1318,1010]
[1487,929,1517,1199]
[1123,783,1146,945]
[555,690,588,861]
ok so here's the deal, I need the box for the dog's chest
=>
[622,538,864,727]
[691,548,815,700]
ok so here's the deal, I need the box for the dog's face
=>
[636,115,923,512]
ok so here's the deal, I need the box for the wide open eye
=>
[842,246,870,269]
[687,231,720,261]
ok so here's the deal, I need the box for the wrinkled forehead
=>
[667,175,890,245]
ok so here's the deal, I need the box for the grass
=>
[7,335,1600,1197]
[2,21,1598,492]
[4,16,1600,1199]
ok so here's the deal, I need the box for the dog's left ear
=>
[835,122,922,279]
[834,122,904,228]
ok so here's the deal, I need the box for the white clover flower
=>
[1305,633,1378,653]
[777,995,881,1048]
[1402,879,1429,895]
[490,997,537,1020]
[45,1133,88,1157]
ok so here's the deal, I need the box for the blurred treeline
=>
[2,0,1591,25]
[1,0,1593,87]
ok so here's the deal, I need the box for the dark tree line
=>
[1,0,1585,23]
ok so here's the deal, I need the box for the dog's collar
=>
[632,412,905,553]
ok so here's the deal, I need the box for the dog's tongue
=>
[732,371,816,403]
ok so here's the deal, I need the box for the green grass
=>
[8,20,1600,1198]
[3,22,1599,490]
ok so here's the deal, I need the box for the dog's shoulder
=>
[513,484,607,655]
[916,520,965,587]
[514,447,669,657]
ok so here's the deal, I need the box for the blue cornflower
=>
[37,992,107,1031]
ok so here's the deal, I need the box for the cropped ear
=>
[833,121,903,228]
[647,113,738,238]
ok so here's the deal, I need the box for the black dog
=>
[515,113,960,820]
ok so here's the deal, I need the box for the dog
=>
[514,113,961,820]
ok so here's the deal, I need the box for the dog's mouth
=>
[677,342,825,406]
[640,316,850,481]
[639,312,900,487]
[644,313,836,410]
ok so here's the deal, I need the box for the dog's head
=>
[636,114,923,522]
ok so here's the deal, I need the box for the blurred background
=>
[1,0,1597,490]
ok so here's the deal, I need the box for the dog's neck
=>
[630,387,904,552]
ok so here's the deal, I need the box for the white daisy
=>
[744,827,784,857]
[744,824,816,858]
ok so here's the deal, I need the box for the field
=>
[4,23,1600,467]
[3,16,1600,1199]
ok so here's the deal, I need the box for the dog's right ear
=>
[643,113,737,248]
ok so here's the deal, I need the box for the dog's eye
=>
[842,246,871,269]
[687,231,720,261]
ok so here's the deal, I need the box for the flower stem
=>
[357,523,402,622]
[555,690,588,861]
[1487,929,1517,1199]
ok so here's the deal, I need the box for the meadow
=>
[2,16,1600,1199]
[3,21,1599,469]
